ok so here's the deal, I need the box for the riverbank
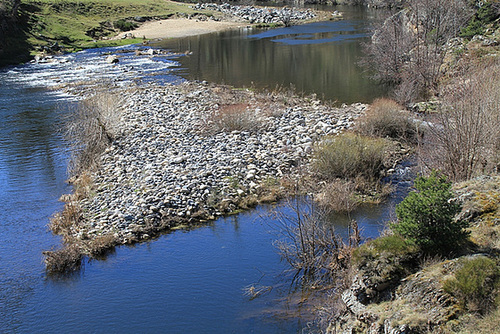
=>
[0,0,329,66]
[45,81,368,272]
[115,3,325,40]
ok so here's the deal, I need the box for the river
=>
[0,6,406,333]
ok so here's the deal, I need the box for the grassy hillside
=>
[0,0,207,66]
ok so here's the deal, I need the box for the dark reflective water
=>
[0,6,399,333]
[158,6,387,103]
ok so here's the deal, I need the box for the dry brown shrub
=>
[356,98,420,143]
[43,244,83,274]
[49,201,82,236]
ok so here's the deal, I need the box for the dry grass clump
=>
[312,133,388,181]
[43,244,83,274]
[200,103,263,134]
[49,201,82,236]
[316,180,359,212]
[448,307,500,334]
[65,92,122,176]
[356,98,420,143]
[83,234,117,258]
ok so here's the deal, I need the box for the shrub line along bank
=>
[46,81,369,271]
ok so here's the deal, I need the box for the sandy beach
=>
[117,18,248,39]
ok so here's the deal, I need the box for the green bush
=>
[312,133,388,181]
[460,1,499,39]
[392,171,470,255]
[356,98,420,143]
[114,19,138,32]
[443,256,500,314]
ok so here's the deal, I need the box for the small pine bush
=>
[460,1,499,39]
[392,171,470,255]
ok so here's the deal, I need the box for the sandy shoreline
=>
[117,18,249,40]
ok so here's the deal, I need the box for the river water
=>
[0,6,404,333]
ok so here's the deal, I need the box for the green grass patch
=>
[79,38,144,49]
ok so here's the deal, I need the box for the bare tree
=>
[421,59,500,181]
[365,0,472,104]
[272,196,360,286]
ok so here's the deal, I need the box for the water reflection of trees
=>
[160,24,387,103]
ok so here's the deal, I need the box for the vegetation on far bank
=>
[0,0,211,66]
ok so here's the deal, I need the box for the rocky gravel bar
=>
[193,3,317,24]
[67,82,366,244]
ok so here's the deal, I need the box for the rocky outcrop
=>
[339,258,462,333]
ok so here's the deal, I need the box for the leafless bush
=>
[273,197,360,287]
[65,92,122,176]
[421,60,500,180]
[356,98,420,143]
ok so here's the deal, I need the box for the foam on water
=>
[1,44,183,90]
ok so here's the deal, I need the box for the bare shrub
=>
[65,92,122,176]
[421,60,500,180]
[273,197,360,286]
[356,98,420,142]
[200,103,263,134]
[43,244,83,274]
[312,133,388,181]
